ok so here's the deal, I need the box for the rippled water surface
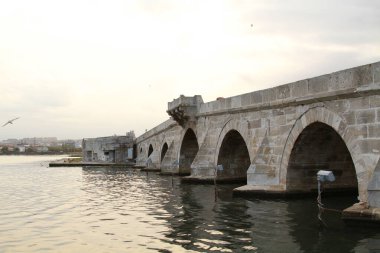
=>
[0,156,379,253]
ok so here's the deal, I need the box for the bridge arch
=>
[178,128,199,175]
[216,129,250,181]
[214,118,251,181]
[161,142,168,162]
[215,117,251,162]
[280,107,360,197]
[148,144,153,158]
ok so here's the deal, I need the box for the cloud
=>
[0,0,379,140]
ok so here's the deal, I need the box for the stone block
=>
[274,115,286,126]
[374,62,380,84]
[353,64,374,88]
[331,115,341,130]
[351,153,379,176]
[291,80,309,98]
[370,95,380,108]
[305,109,316,123]
[350,97,370,110]
[330,69,356,90]
[225,98,232,109]
[368,166,380,207]
[356,110,376,124]
[368,191,380,207]
[286,113,298,125]
[248,119,262,129]
[343,127,359,148]
[276,84,291,100]
[301,115,308,128]
[212,101,220,111]
[272,109,285,116]
[231,96,241,108]
[343,111,356,125]
[368,171,380,191]
[284,107,296,114]
[241,93,252,107]
[322,108,330,123]
[251,91,263,104]
[368,124,380,138]
[353,139,380,155]
[269,125,289,137]
[327,111,335,126]
[353,125,368,138]
[326,100,350,113]
[262,88,276,103]
[308,75,329,94]
[247,164,279,186]
[335,117,346,132]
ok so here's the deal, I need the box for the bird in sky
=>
[2,117,20,127]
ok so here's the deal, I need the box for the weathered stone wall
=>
[135,61,380,208]
[136,119,183,171]
[82,135,135,163]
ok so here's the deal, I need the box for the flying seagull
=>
[2,117,20,127]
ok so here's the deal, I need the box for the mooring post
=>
[172,160,179,188]
[316,170,335,227]
[215,165,223,202]
[145,158,152,179]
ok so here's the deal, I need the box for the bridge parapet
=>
[199,62,380,116]
[167,95,203,127]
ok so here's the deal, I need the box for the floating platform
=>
[49,162,135,167]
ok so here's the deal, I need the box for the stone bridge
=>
[135,62,380,221]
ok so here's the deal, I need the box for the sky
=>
[0,0,379,140]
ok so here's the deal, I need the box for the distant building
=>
[35,146,49,153]
[21,137,58,146]
[18,146,26,153]
[1,139,19,145]
[74,140,82,149]
[62,140,76,148]
[82,131,135,163]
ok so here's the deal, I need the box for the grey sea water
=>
[0,155,379,252]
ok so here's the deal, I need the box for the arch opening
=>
[179,129,199,175]
[217,130,250,182]
[161,143,168,162]
[148,144,153,158]
[286,122,358,195]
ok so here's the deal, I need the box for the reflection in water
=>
[0,156,379,253]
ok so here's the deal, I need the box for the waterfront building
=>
[82,131,135,163]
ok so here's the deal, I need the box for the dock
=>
[49,162,136,167]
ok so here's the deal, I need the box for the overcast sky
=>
[1,0,379,140]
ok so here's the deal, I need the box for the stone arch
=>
[161,142,168,162]
[215,117,251,165]
[286,122,358,193]
[216,130,250,181]
[148,144,153,158]
[178,128,199,175]
[280,107,360,196]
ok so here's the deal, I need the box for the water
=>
[0,156,379,253]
